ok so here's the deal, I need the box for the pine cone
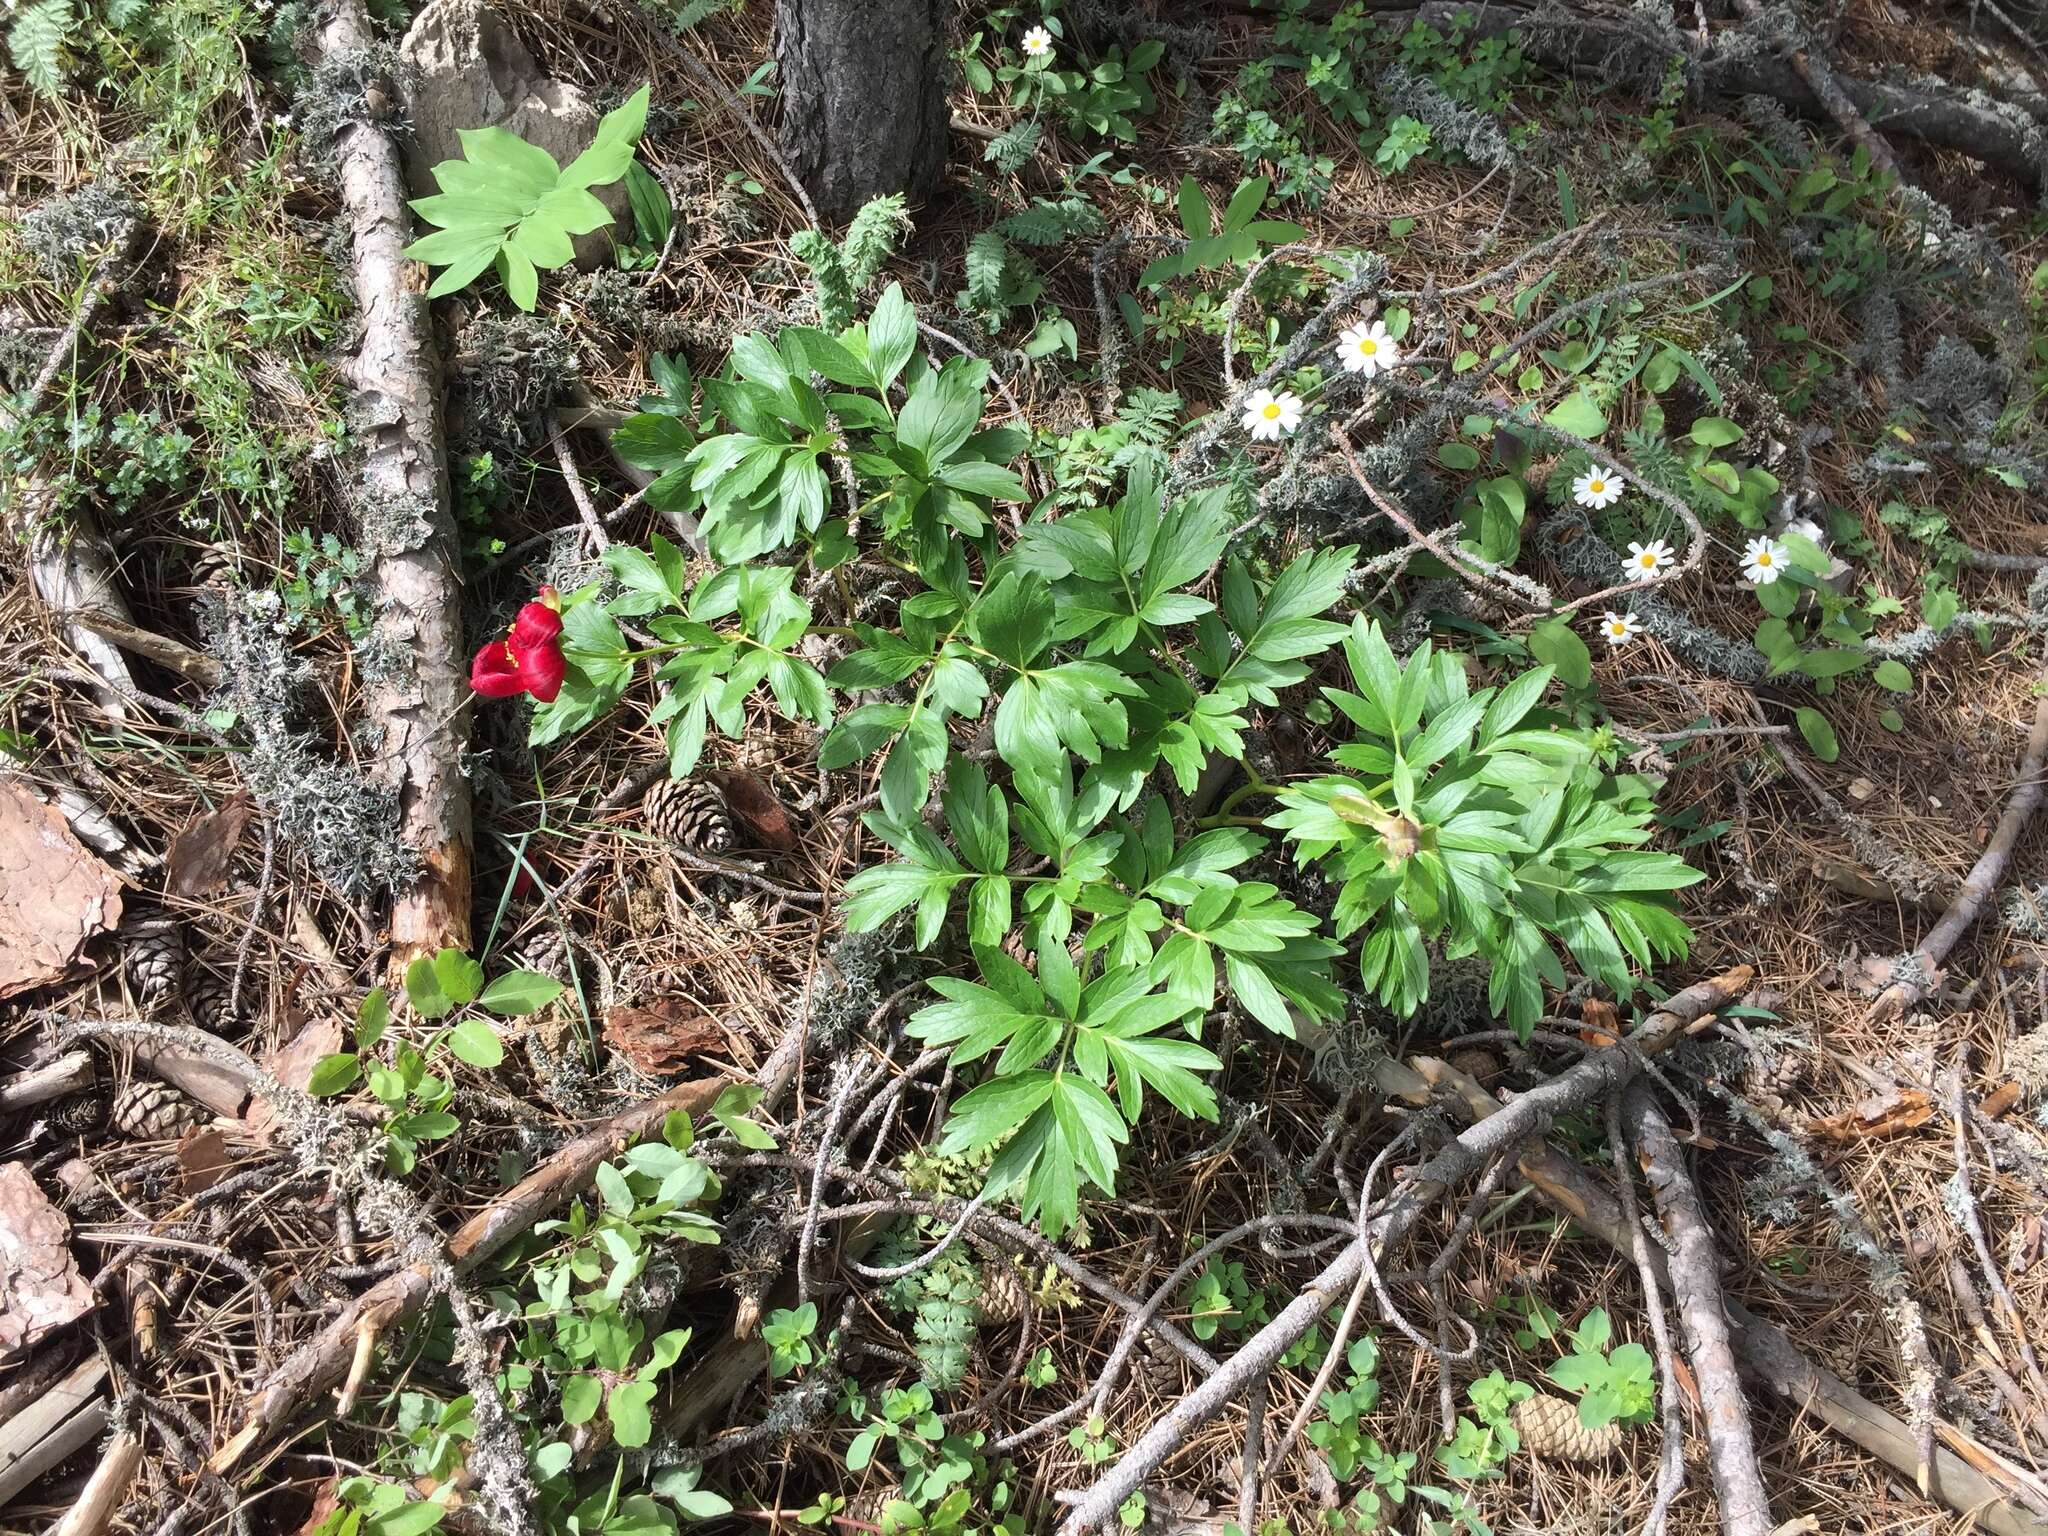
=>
[1139,1333,1182,1396]
[186,544,238,597]
[49,1094,104,1136]
[111,1080,208,1140]
[184,968,241,1038]
[513,925,573,980]
[1511,1393,1623,1463]
[1743,1047,1811,1122]
[644,778,735,854]
[121,915,183,1005]
[844,1487,900,1531]
[978,1259,1029,1325]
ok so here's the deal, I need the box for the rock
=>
[398,0,627,269]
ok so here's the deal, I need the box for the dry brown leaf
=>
[603,999,727,1077]
[1979,1081,2023,1120]
[175,1127,232,1198]
[2016,1215,2042,1278]
[244,1016,344,1141]
[0,1161,94,1357]
[165,794,253,897]
[709,770,799,851]
[1807,1086,1935,1140]
[291,1476,341,1536]
[1579,998,1621,1047]
[0,781,122,1000]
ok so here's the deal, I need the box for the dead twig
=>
[1869,679,2048,1021]
[1625,1082,1775,1536]
[1054,967,1751,1535]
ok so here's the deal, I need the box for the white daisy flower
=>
[1572,465,1625,509]
[1241,388,1303,442]
[1337,321,1400,378]
[1741,536,1787,585]
[1625,539,1675,580]
[1020,24,1054,59]
[1599,611,1643,648]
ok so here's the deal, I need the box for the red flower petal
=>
[514,636,567,703]
[511,599,563,650]
[471,640,527,698]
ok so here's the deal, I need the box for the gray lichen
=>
[1537,506,1770,683]
[18,183,141,284]
[449,312,581,462]
[202,590,419,901]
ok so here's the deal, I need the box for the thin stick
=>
[1607,1095,1686,1536]
[1869,679,2048,1021]
[1625,1083,1775,1536]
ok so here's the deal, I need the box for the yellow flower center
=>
[1588,479,1605,494]
[1262,402,1281,420]
[1638,554,1656,568]
[1756,551,1774,567]
[1359,338,1378,356]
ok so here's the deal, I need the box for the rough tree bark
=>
[319,0,473,968]
[774,0,949,225]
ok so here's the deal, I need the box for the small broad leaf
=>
[433,949,485,1007]
[1794,707,1839,762]
[1528,616,1592,690]
[447,1019,505,1069]
[307,1053,361,1096]
[404,955,454,1019]
[478,969,566,1016]
[1542,390,1606,440]
[608,1379,658,1448]
[357,987,390,1049]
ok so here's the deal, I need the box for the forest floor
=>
[4,2,2048,1535]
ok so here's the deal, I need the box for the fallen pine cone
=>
[844,1486,900,1531]
[643,778,735,854]
[111,1080,209,1140]
[184,967,241,1038]
[977,1259,1028,1324]
[1511,1393,1623,1463]
[121,914,182,1006]
[512,924,574,981]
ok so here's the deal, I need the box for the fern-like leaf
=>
[654,0,735,31]
[995,195,1102,248]
[9,0,74,99]
[791,228,855,334]
[964,231,1010,313]
[1115,387,1184,446]
[841,193,910,291]
[1589,333,1642,410]
[984,121,1044,177]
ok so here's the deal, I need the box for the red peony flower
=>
[471,587,567,703]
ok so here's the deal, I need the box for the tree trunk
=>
[775,0,949,225]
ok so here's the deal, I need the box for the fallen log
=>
[317,0,472,970]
